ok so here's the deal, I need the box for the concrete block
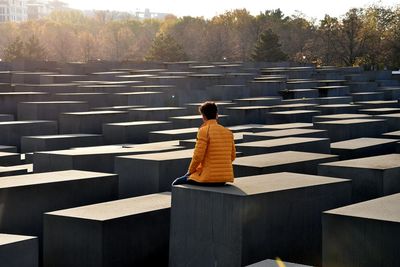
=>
[359,108,400,115]
[314,119,388,142]
[44,193,171,267]
[234,97,282,106]
[355,100,400,109]
[206,84,250,100]
[0,234,38,267]
[243,128,328,142]
[236,137,330,156]
[254,123,314,131]
[323,193,400,267]
[0,121,58,150]
[330,137,399,160]
[234,151,338,176]
[0,152,21,166]
[376,113,400,131]
[21,134,104,153]
[0,164,31,177]
[225,106,270,125]
[382,130,400,139]
[170,115,229,128]
[149,127,198,142]
[0,92,49,115]
[317,104,360,115]
[128,107,187,121]
[316,96,352,105]
[114,91,165,106]
[59,111,129,134]
[170,172,351,266]
[0,145,17,153]
[115,149,193,197]
[0,114,14,121]
[319,154,400,202]
[17,101,89,121]
[351,92,384,102]
[0,170,118,240]
[315,86,350,97]
[265,110,321,124]
[54,93,114,108]
[33,142,182,173]
[313,113,372,123]
[103,121,172,144]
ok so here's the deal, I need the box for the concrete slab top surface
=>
[46,192,171,221]
[228,124,264,131]
[117,91,163,95]
[0,151,19,157]
[118,149,194,161]
[318,104,360,107]
[331,137,399,149]
[235,97,281,101]
[315,118,386,125]
[377,113,400,118]
[249,128,325,137]
[171,114,228,120]
[150,127,198,135]
[361,108,400,112]
[0,234,37,246]
[186,101,234,106]
[234,151,337,167]
[177,172,349,196]
[356,100,398,104]
[247,259,313,267]
[132,85,174,88]
[129,107,185,111]
[270,110,319,115]
[106,121,170,126]
[314,113,371,119]
[325,193,400,223]
[259,123,314,130]
[237,137,328,148]
[62,110,128,116]
[0,164,32,173]
[383,130,400,137]
[274,103,318,108]
[315,86,348,89]
[0,120,53,125]
[20,101,87,104]
[0,92,47,95]
[0,170,115,189]
[227,106,271,110]
[320,153,400,170]
[24,134,101,139]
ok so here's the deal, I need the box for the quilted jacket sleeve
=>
[231,135,236,162]
[188,126,208,174]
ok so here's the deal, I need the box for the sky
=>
[64,0,399,20]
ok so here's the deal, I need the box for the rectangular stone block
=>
[17,101,89,121]
[234,97,282,106]
[376,113,400,131]
[149,127,198,142]
[0,234,38,267]
[170,172,351,266]
[0,152,21,166]
[33,142,182,173]
[383,130,400,139]
[170,114,229,128]
[317,104,360,115]
[265,110,321,124]
[242,128,328,142]
[247,259,313,267]
[59,111,129,134]
[323,193,400,267]
[0,145,17,153]
[115,149,193,197]
[0,170,118,239]
[0,92,49,115]
[0,121,58,150]
[103,121,172,144]
[359,107,400,115]
[314,119,388,141]
[234,151,338,176]
[0,114,14,122]
[0,164,31,177]
[254,123,314,131]
[44,193,171,267]
[313,113,371,123]
[330,137,399,160]
[225,106,270,125]
[54,93,114,108]
[319,154,400,202]
[128,107,187,121]
[21,134,104,153]
[236,137,330,156]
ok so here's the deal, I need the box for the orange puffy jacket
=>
[188,119,236,183]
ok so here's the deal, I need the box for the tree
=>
[251,29,287,62]
[145,33,187,62]
[3,37,24,61]
[24,35,47,60]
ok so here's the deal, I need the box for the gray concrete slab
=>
[128,107,187,121]
[44,193,171,267]
[0,121,58,150]
[234,151,338,176]
[170,115,229,128]
[0,145,17,153]
[115,149,193,197]
[383,130,400,139]
[265,110,321,124]
[314,119,388,141]
[21,134,104,153]
[0,170,118,242]
[225,106,270,125]
[254,123,314,131]
[53,93,114,108]
[0,114,14,122]
[0,151,21,166]
[331,137,399,160]
[0,92,49,115]
[103,121,172,144]
[149,127,199,142]
[0,164,31,177]
[0,234,38,267]
[317,104,360,115]
[33,142,182,173]
[242,128,328,142]
[170,172,351,266]
[17,101,89,121]
[313,113,372,123]
[359,107,400,115]
[323,193,400,267]
[376,113,400,131]
[319,154,400,202]
[355,100,400,109]
[59,111,129,134]
[234,97,282,106]
[236,137,330,156]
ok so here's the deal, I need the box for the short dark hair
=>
[199,101,218,120]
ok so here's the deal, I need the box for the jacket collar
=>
[201,119,218,128]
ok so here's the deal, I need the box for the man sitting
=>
[172,101,236,185]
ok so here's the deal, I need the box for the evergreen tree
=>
[145,33,187,62]
[3,37,25,61]
[24,35,47,60]
[251,29,287,61]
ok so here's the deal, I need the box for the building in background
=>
[134,8,171,20]
[0,0,67,22]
